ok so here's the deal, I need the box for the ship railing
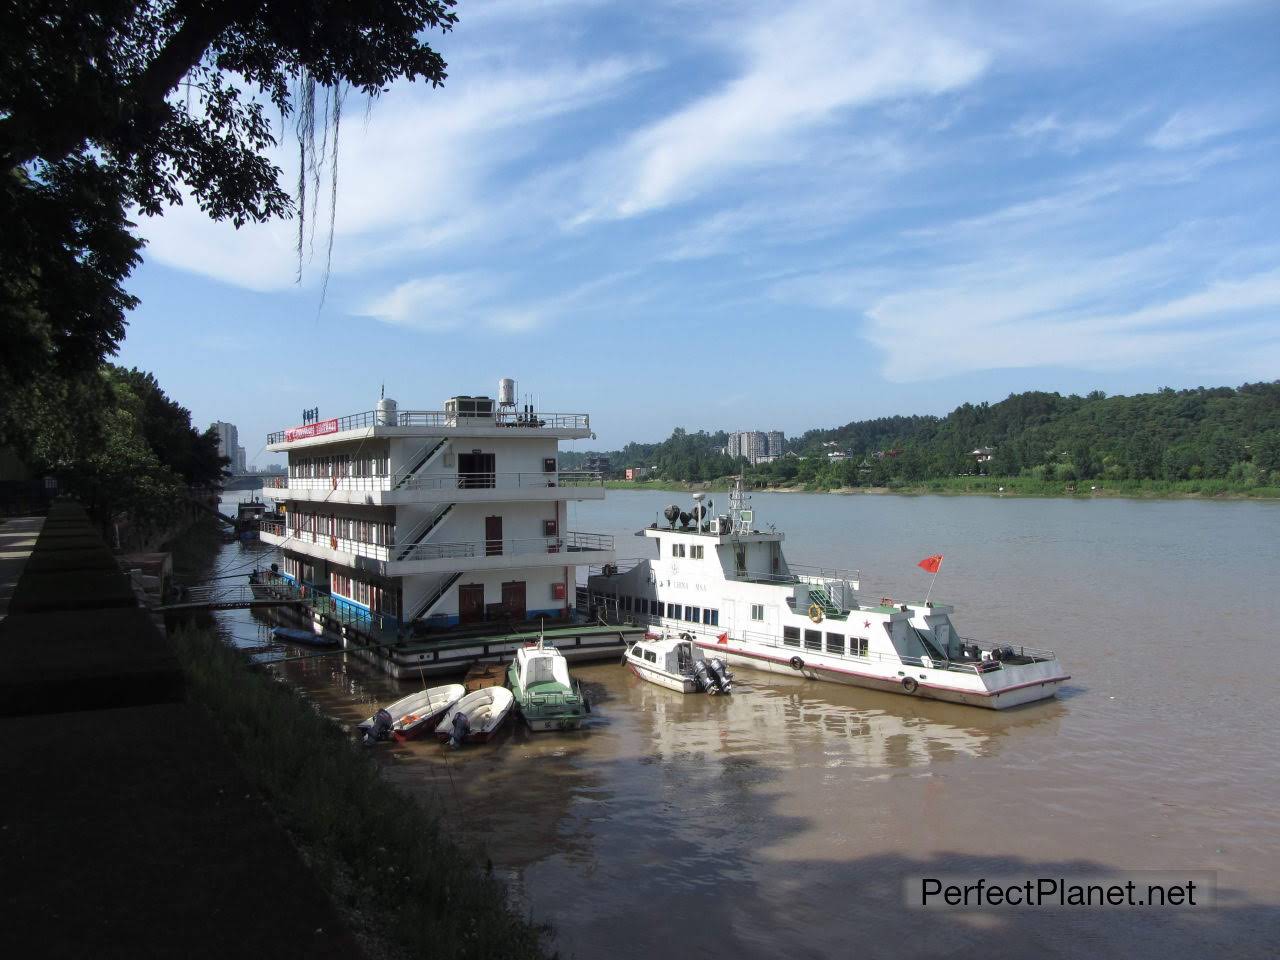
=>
[268,410,591,443]
[623,620,1047,675]
[736,564,862,587]
[392,531,613,564]
[398,471,604,492]
[267,526,392,561]
[273,475,392,493]
[956,636,1057,663]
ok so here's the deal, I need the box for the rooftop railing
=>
[267,409,591,444]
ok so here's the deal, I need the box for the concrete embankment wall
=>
[0,500,365,957]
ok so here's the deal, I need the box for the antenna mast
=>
[729,476,753,535]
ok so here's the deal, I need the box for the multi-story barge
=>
[258,381,642,677]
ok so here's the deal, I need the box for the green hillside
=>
[564,382,1280,492]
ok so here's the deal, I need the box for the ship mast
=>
[728,475,753,536]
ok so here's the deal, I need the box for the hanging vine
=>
[292,71,351,304]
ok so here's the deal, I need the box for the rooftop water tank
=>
[376,396,398,426]
[498,377,516,407]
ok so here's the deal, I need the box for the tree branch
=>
[0,0,251,168]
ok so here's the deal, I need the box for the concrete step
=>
[0,607,184,716]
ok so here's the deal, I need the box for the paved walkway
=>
[0,516,43,620]
[0,502,365,957]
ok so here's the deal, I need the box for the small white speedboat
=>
[625,632,733,695]
[435,686,515,747]
[359,684,465,742]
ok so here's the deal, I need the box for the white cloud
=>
[140,52,652,290]
[359,273,490,329]
[1011,110,1138,152]
[1147,105,1257,150]
[571,0,989,223]
[861,259,1280,382]
[359,268,638,333]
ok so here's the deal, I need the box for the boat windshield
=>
[525,653,569,687]
[912,627,949,663]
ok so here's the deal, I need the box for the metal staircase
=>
[407,572,462,623]
[392,437,449,490]
[394,503,455,561]
[805,585,842,617]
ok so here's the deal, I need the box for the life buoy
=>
[807,603,824,624]
[329,535,338,549]
[902,677,918,694]
[789,656,805,671]
[331,476,338,489]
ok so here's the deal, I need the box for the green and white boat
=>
[507,635,590,732]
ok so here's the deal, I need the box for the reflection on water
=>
[181,490,1280,958]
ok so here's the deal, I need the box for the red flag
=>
[917,554,943,574]
[717,632,728,644]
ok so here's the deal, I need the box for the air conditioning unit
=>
[543,519,558,536]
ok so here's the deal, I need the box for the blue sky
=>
[118,0,1280,466]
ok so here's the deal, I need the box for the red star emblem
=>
[864,620,871,628]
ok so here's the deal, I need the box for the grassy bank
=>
[604,477,1280,500]
[169,623,551,960]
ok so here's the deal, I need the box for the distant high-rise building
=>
[211,421,240,473]
[767,431,785,457]
[727,430,780,466]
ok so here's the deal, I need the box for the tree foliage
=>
[1,0,457,432]
[570,382,1280,489]
[11,363,227,529]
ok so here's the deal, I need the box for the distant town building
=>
[210,421,241,474]
[826,450,850,461]
[728,429,786,466]
[584,455,612,475]
[625,467,651,481]
[970,446,996,463]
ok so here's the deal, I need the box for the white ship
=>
[587,479,1068,709]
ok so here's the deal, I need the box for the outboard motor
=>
[364,708,394,744]
[691,659,717,694]
[447,711,471,749]
[664,505,681,528]
[679,511,692,529]
[706,657,733,694]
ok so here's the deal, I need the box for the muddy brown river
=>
[205,490,1280,958]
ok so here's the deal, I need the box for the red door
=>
[458,583,484,624]
[485,515,503,555]
[502,581,526,621]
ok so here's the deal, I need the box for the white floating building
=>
[259,382,637,676]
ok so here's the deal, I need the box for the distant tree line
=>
[564,383,1280,489]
